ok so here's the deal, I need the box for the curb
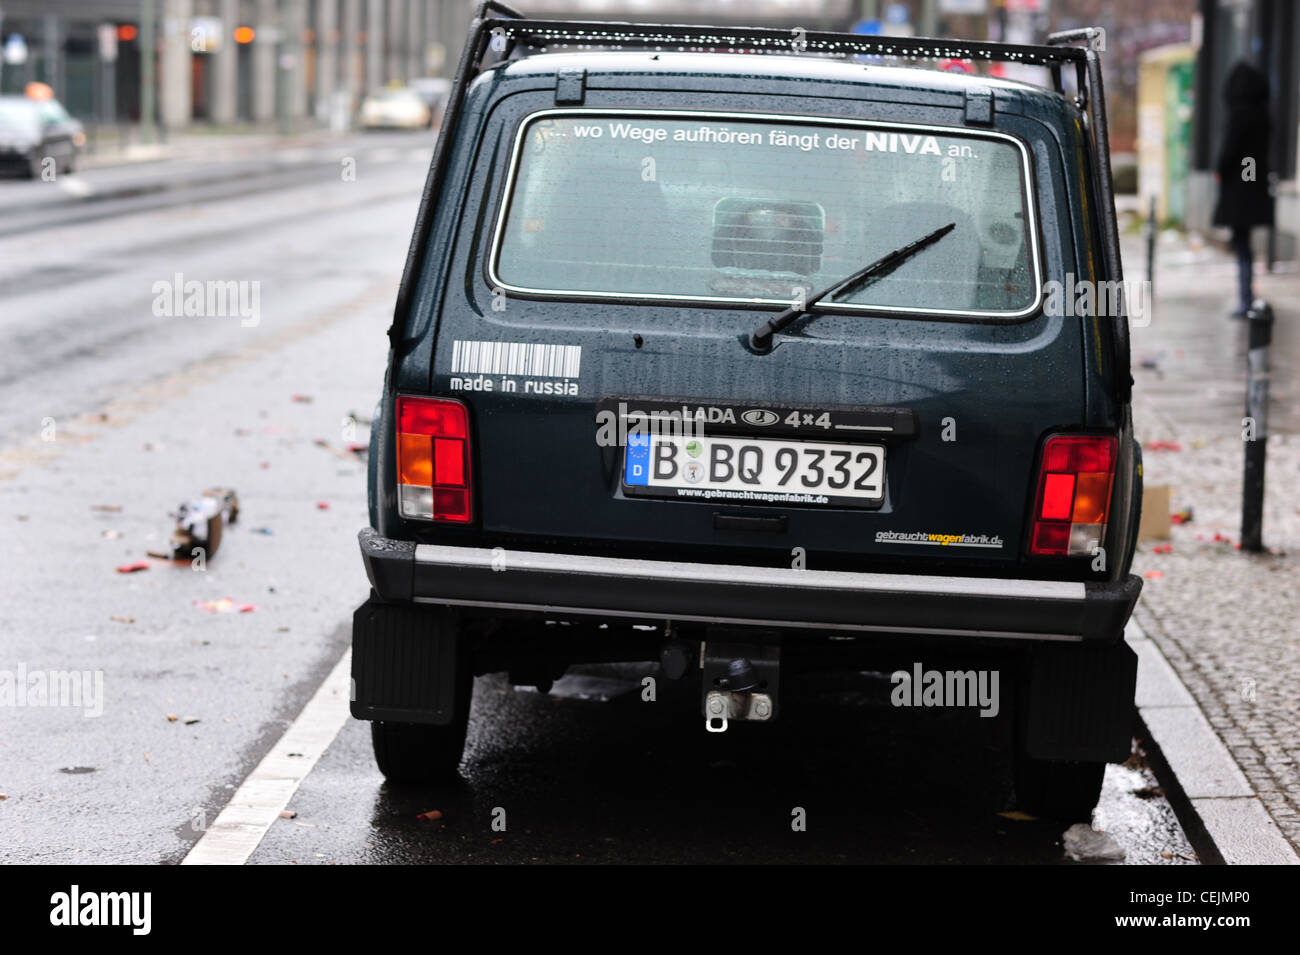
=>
[1126,618,1299,865]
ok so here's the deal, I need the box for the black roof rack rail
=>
[494,19,1085,66]
[387,7,1130,401]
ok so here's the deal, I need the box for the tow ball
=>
[701,640,780,733]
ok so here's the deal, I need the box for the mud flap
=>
[1021,640,1137,762]
[350,599,462,725]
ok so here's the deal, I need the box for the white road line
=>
[182,650,352,866]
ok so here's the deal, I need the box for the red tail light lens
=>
[1029,434,1115,556]
[396,397,471,523]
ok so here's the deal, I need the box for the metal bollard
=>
[1241,300,1273,552]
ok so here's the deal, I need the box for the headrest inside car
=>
[711,198,825,276]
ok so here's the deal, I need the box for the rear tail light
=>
[396,397,472,523]
[1029,434,1116,557]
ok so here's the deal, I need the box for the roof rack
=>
[389,4,1130,400]
[498,22,1083,65]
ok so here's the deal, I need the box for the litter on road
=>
[313,438,359,461]
[161,488,240,561]
[1062,824,1126,863]
[194,598,257,614]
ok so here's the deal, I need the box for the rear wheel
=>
[1014,755,1105,822]
[369,637,473,783]
[371,717,470,783]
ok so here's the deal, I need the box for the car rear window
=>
[491,109,1042,320]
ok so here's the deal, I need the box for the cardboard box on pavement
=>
[1139,484,1172,541]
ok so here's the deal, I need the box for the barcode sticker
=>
[450,340,582,379]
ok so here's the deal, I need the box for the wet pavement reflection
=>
[250,665,1196,865]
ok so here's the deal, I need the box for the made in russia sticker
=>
[447,340,581,396]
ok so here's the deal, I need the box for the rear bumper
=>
[358,528,1141,644]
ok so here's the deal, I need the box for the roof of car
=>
[490,49,1067,104]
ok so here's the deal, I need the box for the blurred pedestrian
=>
[1213,61,1273,318]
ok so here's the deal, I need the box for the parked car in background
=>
[360,87,432,130]
[410,77,453,127]
[0,92,84,178]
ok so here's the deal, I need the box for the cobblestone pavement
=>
[1125,231,1300,852]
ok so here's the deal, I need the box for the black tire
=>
[1014,756,1106,822]
[371,716,469,783]
[369,634,473,784]
[361,603,474,783]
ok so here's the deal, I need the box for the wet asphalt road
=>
[0,135,1195,865]
[249,667,1195,865]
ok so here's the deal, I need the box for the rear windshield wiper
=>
[750,221,956,352]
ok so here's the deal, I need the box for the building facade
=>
[0,0,474,130]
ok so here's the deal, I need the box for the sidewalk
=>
[1123,228,1300,855]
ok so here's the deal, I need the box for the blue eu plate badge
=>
[624,433,650,486]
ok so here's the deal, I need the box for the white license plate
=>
[623,433,885,507]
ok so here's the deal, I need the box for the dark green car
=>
[352,5,1143,820]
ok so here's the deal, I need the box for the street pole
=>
[1240,300,1273,552]
[140,0,156,145]
[1146,195,1156,298]
[919,0,937,37]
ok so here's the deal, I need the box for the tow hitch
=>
[701,639,780,733]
